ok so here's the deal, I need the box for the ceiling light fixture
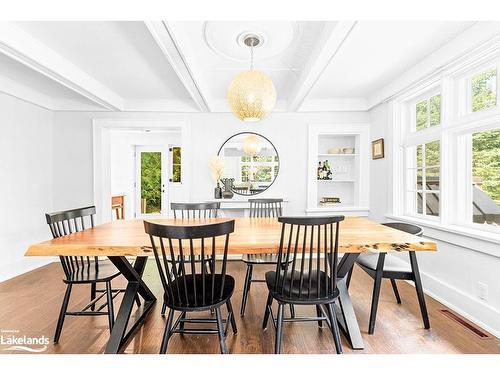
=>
[227,34,277,122]
[242,134,262,156]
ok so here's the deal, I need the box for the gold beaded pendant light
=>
[227,35,277,122]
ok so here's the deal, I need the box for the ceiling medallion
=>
[227,34,277,122]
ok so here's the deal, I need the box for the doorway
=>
[135,145,168,218]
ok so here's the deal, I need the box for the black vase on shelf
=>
[214,181,222,199]
[221,178,234,199]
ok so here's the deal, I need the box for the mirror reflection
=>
[217,132,279,196]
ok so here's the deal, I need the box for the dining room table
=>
[25,216,437,354]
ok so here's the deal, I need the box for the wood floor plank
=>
[0,260,499,354]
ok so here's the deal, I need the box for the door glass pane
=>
[472,128,500,226]
[416,169,423,190]
[141,152,162,214]
[171,146,182,183]
[472,68,497,112]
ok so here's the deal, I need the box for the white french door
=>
[135,145,168,218]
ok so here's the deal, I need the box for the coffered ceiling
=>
[0,21,476,112]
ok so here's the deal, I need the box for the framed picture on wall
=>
[372,138,384,159]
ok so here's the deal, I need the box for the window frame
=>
[392,47,500,238]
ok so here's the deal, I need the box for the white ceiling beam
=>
[0,22,123,111]
[0,74,54,110]
[288,21,357,112]
[145,21,211,112]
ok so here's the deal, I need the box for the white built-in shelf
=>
[317,179,355,183]
[318,153,358,157]
[307,124,370,217]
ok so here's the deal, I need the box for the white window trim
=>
[390,38,500,243]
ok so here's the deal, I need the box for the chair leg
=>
[240,264,252,316]
[161,300,167,316]
[90,282,96,311]
[390,279,402,304]
[409,251,430,329]
[106,281,115,331]
[368,253,385,335]
[179,311,187,334]
[247,265,253,293]
[54,284,72,343]
[215,307,228,354]
[262,292,273,329]
[327,303,343,354]
[275,303,285,354]
[226,299,238,334]
[316,305,323,327]
[160,308,175,354]
[289,304,295,318]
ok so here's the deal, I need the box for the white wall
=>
[52,111,370,216]
[369,102,500,338]
[0,93,54,281]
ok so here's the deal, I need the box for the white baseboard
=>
[408,267,500,339]
[0,257,56,282]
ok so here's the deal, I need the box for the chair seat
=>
[165,274,235,311]
[356,253,411,273]
[265,270,339,304]
[242,253,292,265]
[63,260,121,284]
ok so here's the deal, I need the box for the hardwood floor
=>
[1,260,499,354]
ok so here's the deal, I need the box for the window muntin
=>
[471,68,497,113]
[471,127,500,226]
[415,94,441,131]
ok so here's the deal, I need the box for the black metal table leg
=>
[335,253,364,350]
[104,256,156,354]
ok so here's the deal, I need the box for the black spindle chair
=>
[160,202,220,316]
[262,216,344,354]
[46,206,131,343]
[352,222,430,334]
[240,198,294,317]
[144,219,238,354]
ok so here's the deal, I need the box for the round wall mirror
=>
[217,132,279,196]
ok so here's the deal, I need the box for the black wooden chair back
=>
[45,206,98,279]
[382,222,423,236]
[271,216,344,302]
[144,220,235,308]
[249,198,283,218]
[171,202,220,219]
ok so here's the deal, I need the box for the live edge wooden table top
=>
[25,217,436,257]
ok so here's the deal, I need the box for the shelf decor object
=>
[307,123,370,216]
[227,34,277,122]
[209,155,226,199]
[372,138,385,159]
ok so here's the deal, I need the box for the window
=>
[472,128,500,226]
[170,146,181,183]
[394,50,500,237]
[415,94,441,131]
[406,141,440,218]
[239,155,279,184]
[471,68,497,112]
